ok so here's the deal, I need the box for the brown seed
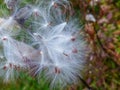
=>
[3,66,7,70]
[13,65,17,70]
[34,12,39,16]
[71,37,76,41]
[53,3,58,8]
[2,37,7,40]
[72,48,78,53]
[55,67,60,74]
[17,66,20,70]
[9,63,12,68]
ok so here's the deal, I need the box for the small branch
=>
[78,76,93,90]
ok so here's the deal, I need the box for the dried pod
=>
[107,43,115,50]
[85,23,95,40]
[14,5,32,24]
[4,0,19,10]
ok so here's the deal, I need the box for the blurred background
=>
[0,0,120,90]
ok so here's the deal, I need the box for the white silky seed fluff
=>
[0,0,86,88]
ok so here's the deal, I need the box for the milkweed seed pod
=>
[0,0,87,89]
[0,36,40,82]
[31,20,86,88]
[4,0,19,10]
[28,0,86,88]
[13,5,32,23]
